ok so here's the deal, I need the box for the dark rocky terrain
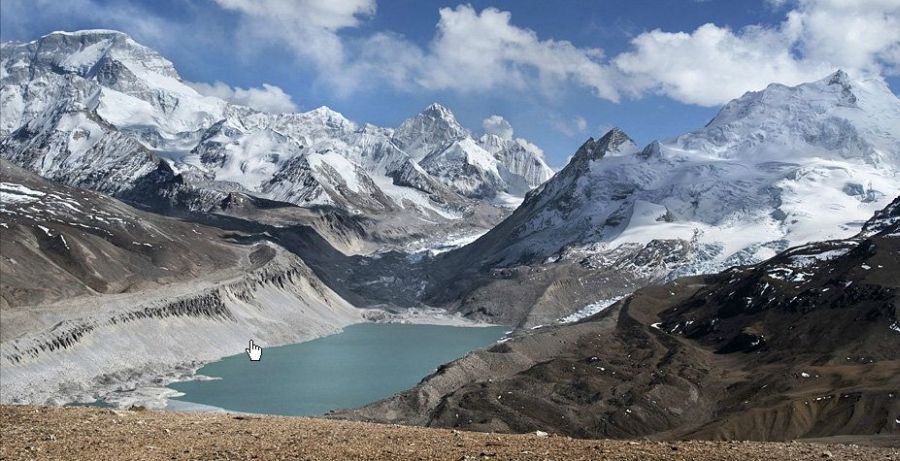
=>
[337,198,900,442]
[0,160,247,307]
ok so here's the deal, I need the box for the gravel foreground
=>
[2,406,898,461]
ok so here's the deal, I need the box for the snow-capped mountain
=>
[0,30,553,244]
[459,70,899,270]
[392,103,468,161]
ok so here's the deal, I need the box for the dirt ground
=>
[2,406,897,461]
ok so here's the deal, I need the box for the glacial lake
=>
[168,323,506,416]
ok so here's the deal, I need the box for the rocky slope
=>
[0,160,238,307]
[0,30,553,251]
[3,406,897,461]
[337,198,900,441]
[423,71,900,326]
[0,160,364,406]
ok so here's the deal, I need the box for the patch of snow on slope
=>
[491,192,524,209]
[59,39,113,72]
[558,296,625,324]
[307,151,364,193]
[371,175,461,220]
[0,182,46,205]
[788,248,852,268]
[406,230,489,261]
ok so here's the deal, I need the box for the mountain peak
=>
[825,69,850,87]
[392,103,468,160]
[422,102,455,120]
[13,28,182,81]
[572,128,636,163]
[307,105,343,117]
[599,127,633,147]
[683,68,900,165]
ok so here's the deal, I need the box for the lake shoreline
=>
[72,310,505,414]
[166,322,507,416]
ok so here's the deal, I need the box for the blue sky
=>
[2,0,898,168]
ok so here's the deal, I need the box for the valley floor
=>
[2,406,897,461]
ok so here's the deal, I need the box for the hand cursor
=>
[246,340,262,361]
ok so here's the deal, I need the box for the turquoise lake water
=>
[168,323,506,416]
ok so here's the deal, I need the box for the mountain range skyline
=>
[3,0,898,168]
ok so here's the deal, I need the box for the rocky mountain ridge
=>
[423,70,900,326]
[0,30,554,250]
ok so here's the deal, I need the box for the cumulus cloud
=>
[515,138,546,159]
[214,0,375,73]
[5,0,898,109]
[613,24,827,106]
[614,0,900,105]
[188,81,298,113]
[232,0,896,107]
[482,115,514,140]
[416,6,619,101]
[329,31,426,95]
[784,0,900,76]
[217,4,619,100]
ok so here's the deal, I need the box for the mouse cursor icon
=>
[246,340,262,361]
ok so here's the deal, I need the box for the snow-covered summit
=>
[456,71,899,281]
[671,70,900,166]
[391,103,469,161]
[0,30,554,236]
[570,128,637,164]
[8,28,181,81]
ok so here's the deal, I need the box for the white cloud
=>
[170,1,900,107]
[5,0,898,109]
[613,24,826,106]
[188,81,298,113]
[416,6,620,101]
[515,138,546,159]
[482,115,514,140]
[574,116,588,132]
[214,0,375,73]
[329,31,426,95]
[614,0,900,105]
[784,0,900,76]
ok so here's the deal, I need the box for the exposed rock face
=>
[336,199,900,441]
